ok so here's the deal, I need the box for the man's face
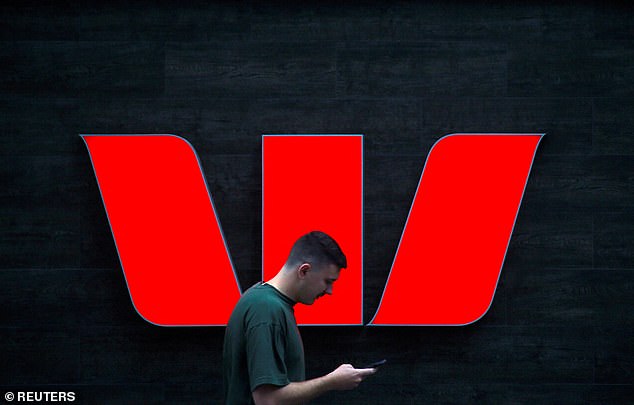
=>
[298,263,340,305]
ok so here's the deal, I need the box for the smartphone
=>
[363,359,387,369]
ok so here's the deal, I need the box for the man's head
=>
[283,231,347,305]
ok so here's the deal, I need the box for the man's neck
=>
[265,270,297,302]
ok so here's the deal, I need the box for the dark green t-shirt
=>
[223,283,305,405]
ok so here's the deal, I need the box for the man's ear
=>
[297,263,312,279]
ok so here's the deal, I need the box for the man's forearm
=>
[252,364,376,405]
[252,374,334,405]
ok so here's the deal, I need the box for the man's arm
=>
[252,364,376,405]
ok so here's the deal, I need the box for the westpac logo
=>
[82,134,543,327]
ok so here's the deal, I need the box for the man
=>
[223,231,376,404]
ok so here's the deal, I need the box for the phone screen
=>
[363,359,387,368]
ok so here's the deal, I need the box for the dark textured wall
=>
[1,2,633,404]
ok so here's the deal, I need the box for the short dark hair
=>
[286,231,347,270]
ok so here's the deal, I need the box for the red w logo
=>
[82,134,542,326]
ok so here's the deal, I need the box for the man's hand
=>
[325,364,377,390]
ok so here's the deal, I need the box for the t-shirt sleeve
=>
[246,322,289,392]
